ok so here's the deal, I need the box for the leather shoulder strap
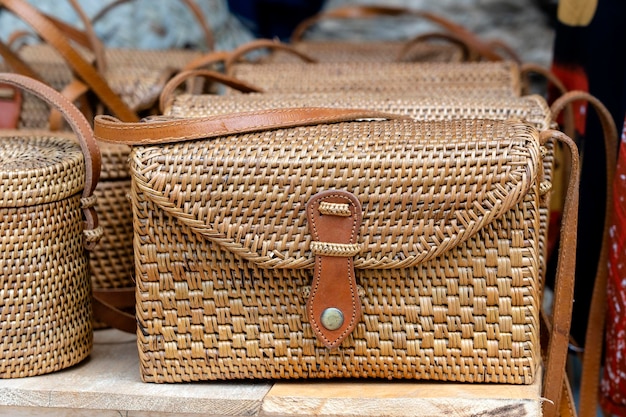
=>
[224,39,318,74]
[550,91,618,417]
[159,69,264,113]
[94,108,402,145]
[539,129,580,417]
[396,31,472,62]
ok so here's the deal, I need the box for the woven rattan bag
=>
[0,73,102,378]
[5,0,216,117]
[159,73,620,417]
[217,40,563,99]
[0,0,151,332]
[94,107,581,416]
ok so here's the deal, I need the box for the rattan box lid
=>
[0,131,85,208]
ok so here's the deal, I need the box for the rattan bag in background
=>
[0,73,102,378]
[220,42,521,96]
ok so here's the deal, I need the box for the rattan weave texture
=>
[130,117,543,383]
[227,61,522,96]
[0,130,92,378]
[165,91,555,292]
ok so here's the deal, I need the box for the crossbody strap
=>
[540,129,580,417]
[94,107,403,145]
[550,91,618,417]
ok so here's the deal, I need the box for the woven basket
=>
[0,73,102,378]
[93,108,579,401]
[164,87,555,284]
[226,60,523,96]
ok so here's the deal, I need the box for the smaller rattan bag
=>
[0,73,102,378]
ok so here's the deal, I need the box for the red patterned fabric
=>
[601,119,626,416]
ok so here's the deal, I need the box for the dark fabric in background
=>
[227,0,325,41]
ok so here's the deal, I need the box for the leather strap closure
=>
[306,190,363,349]
[306,190,362,349]
[0,83,22,129]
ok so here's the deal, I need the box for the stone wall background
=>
[0,1,255,51]
[0,1,556,66]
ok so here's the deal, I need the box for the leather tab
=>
[306,190,362,349]
[0,83,21,129]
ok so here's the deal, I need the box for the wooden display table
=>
[0,330,542,416]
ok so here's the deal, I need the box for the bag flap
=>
[131,118,541,269]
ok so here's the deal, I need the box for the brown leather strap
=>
[560,374,579,417]
[159,69,264,113]
[306,190,363,348]
[540,129,580,417]
[0,83,22,129]
[0,38,43,81]
[0,73,102,247]
[224,39,318,74]
[395,31,473,62]
[290,5,455,42]
[521,63,574,138]
[49,79,92,132]
[487,39,522,64]
[181,50,231,72]
[90,0,214,50]
[94,108,402,145]
[92,288,137,333]
[550,91,618,417]
[66,0,107,73]
[6,29,37,50]
[0,0,139,122]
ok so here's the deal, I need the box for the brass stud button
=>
[321,307,344,331]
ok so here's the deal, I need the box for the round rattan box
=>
[0,73,101,378]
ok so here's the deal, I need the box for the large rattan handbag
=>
[0,73,102,377]
[94,106,581,417]
[160,72,620,417]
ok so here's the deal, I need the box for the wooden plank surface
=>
[261,376,542,417]
[0,329,271,416]
[0,329,542,416]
